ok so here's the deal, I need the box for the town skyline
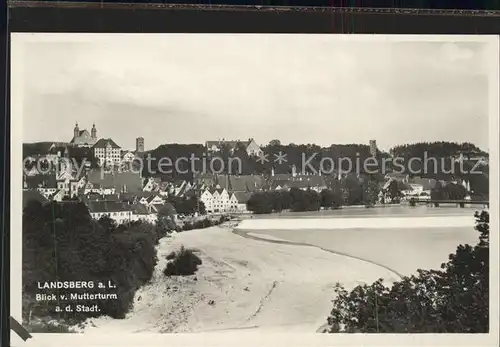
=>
[21,34,490,151]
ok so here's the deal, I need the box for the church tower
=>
[91,123,97,139]
[73,122,79,138]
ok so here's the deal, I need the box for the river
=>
[236,205,484,276]
[79,205,485,333]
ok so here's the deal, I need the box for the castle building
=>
[70,122,98,147]
[93,138,122,166]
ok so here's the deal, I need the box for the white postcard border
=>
[10,33,500,347]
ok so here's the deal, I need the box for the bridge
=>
[411,199,489,208]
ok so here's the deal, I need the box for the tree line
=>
[166,195,206,216]
[22,200,177,327]
[246,174,381,214]
[326,211,489,333]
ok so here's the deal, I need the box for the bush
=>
[409,198,416,207]
[326,211,489,333]
[165,251,177,260]
[163,246,202,276]
[219,215,230,223]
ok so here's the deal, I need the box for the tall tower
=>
[91,123,97,139]
[136,137,145,153]
[73,122,79,138]
[369,140,377,157]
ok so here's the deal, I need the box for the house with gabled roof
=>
[130,203,158,224]
[143,194,165,206]
[205,138,263,157]
[50,189,66,202]
[232,192,253,213]
[143,177,160,192]
[121,150,137,163]
[268,171,327,193]
[200,187,234,214]
[92,138,122,166]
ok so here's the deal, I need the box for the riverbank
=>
[77,224,397,333]
[76,207,480,333]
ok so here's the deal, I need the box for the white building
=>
[131,204,158,224]
[93,138,122,166]
[84,182,116,196]
[232,192,252,213]
[401,183,424,197]
[200,188,251,214]
[56,171,80,198]
[87,200,133,225]
[205,138,263,157]
[121,150,137,163]
[200,188,230,214]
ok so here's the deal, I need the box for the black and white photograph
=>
[10,33,499,345]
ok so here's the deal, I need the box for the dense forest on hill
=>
[23,142,55,158]
[390,141,487,158]
[141,141,487,182]
[23,141,488,186]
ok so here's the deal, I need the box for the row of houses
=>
[23,190,163,225]
[381,173,473,202]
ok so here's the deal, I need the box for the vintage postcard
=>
[10,33,499,346]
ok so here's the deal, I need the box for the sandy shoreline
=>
[78,224,399,334]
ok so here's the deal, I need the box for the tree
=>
[386,180,402,203]
[341,175,364,206]
[22,200,159,324]
[269,139,281,146]
[98,215,117,232]
[247,192,274,214]
[156,203,177,237]
[444,183,467,200]
[431,181,444,200]
[362,178,380,207]
[326,211,489,333]
[320,189,343,209]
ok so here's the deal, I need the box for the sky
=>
[18,34,491,152]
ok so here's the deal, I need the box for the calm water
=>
[248,206,485,276]
[254,205,485,218]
